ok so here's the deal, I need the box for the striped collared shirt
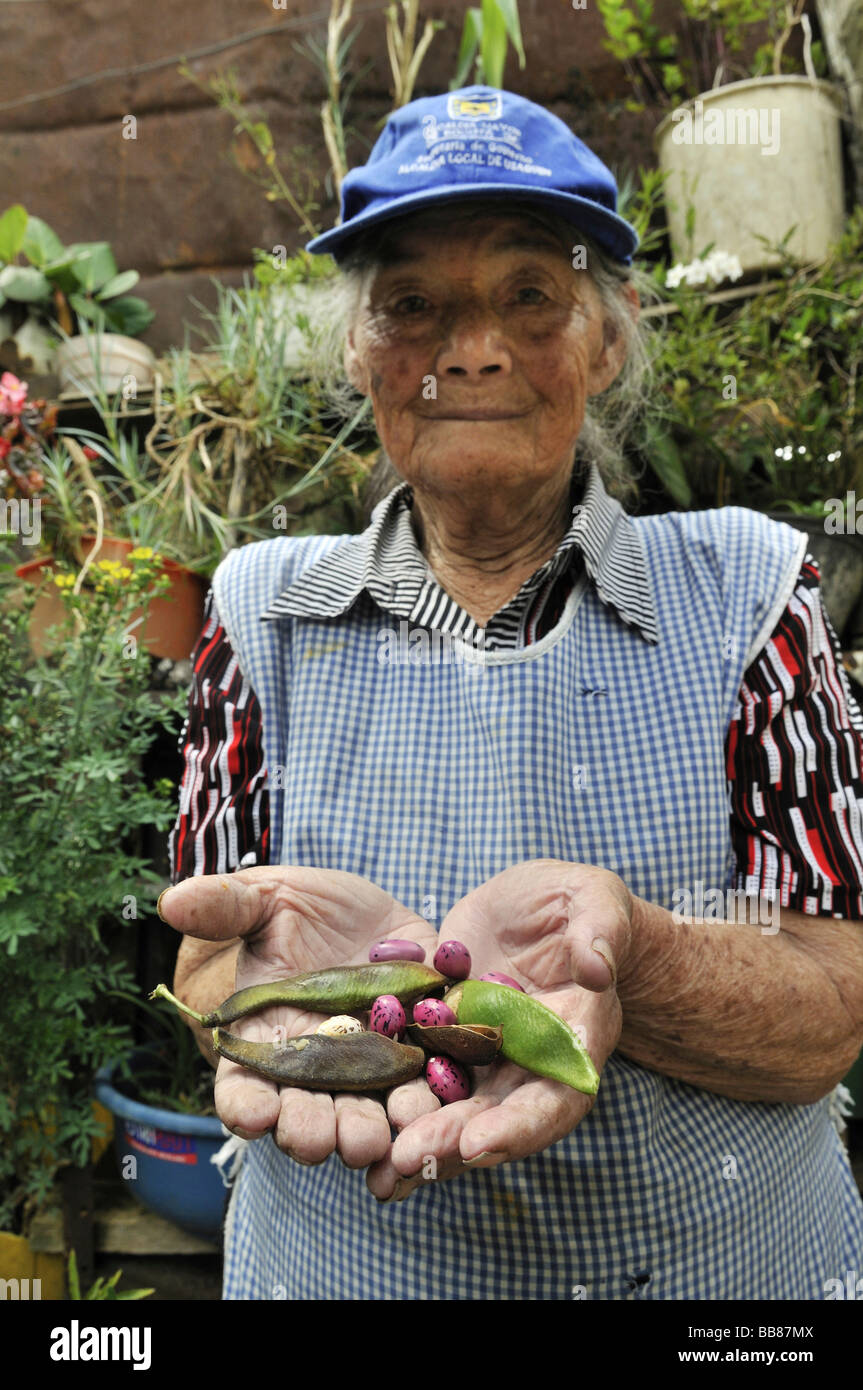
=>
[260,460,658,648]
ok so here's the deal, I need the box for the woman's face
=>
[344,211,637,499]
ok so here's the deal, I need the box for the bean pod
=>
[445,979,599,1094]
[151,962,446,1028]
[212,1028,425,1092]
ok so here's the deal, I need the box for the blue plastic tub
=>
[93,1049,228,1241]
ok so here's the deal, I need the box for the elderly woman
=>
[161,85,863,1300]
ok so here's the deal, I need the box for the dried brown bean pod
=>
[212,1028,425,1092]
[406,1022,503,1065]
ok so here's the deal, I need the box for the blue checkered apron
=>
[212,505,863,1299]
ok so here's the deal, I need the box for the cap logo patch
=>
[447,94,502,120]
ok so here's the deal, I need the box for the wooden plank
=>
[59,1163,94,1288]
[29,1199,219,1256]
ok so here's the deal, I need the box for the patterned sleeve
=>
[727,555,863,918]
[167,588,270,883]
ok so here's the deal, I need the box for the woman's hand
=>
[367,860,633,1201]
[158,866,438,1169]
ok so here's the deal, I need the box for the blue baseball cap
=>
[305,85,639,266]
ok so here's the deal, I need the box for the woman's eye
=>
[514,286,549,305]
[393,294,429,315]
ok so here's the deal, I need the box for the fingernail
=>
[462,1150,507,1167]
[157,886,175,921]
[591,936,617,984]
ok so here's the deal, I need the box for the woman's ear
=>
[589,281,640,396]
[344,328,369,396]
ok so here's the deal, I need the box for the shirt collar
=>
[261,460,658,644]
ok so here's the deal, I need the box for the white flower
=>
[665,249,744,290]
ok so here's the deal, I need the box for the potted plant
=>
[598,0,847,273]
[92,1006,228,1242]
[0,564,182,1271]
[0,204,155,391]
[61,270,376,576]
[626,194,863,639]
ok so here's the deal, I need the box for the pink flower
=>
[0,372,28,417]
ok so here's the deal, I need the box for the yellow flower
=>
[116,566,133,580]
[128,546,154,560]
[96,558,121,572]
[53,573,75,588]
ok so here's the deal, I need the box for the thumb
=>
[157,867,285,941]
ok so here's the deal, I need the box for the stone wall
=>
[0,0,675,354]
[0,0,849,355]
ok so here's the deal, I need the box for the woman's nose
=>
[436,310,513,379]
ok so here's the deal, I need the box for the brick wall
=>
[0,0,679,353]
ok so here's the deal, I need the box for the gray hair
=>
[298,198,660,519]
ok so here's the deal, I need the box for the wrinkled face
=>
[343,210,633,498]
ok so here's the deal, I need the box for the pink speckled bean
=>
[412,997,457,1027]
[426,1054,471,1104]
[479,971,526,992]
[369,939,426,963]
[369,994,407,1041]
[433,939,471,980]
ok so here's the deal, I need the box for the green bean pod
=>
[151,962,446,1028]
[445,979,600,1094]
[212,1028,426,1091]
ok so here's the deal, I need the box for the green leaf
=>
[20,213,65,269]
[0,263,52,303]
[68,242,118,294]
[479,0,509,87]
[0,204,29,264]
[494,0,526,68]
[647,428,692,507]
[95,269,140,301]
[67,291,100,322]
[67,1250,81,1301]
[451,7,482,89]
[101,295,155,336]
[662,63,684,93]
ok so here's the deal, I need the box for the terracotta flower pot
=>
[12,556,68,659]
[16,540,207,662]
